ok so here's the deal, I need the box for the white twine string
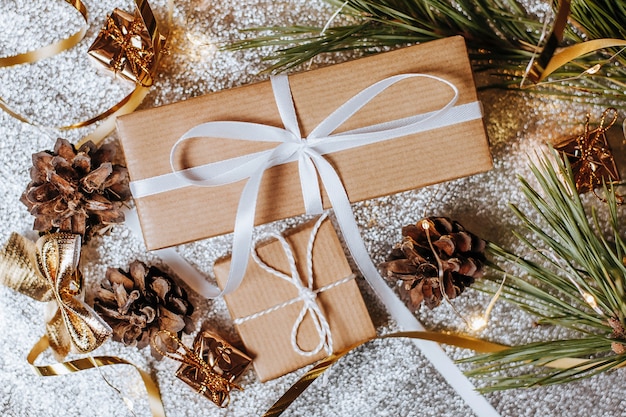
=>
[234,213,354,357]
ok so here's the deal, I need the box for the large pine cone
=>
[94,261,194,357]
[20,138,130,240]
[380,217,486,310]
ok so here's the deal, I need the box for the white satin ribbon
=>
[128,73,500,417]
[130,73,481,299]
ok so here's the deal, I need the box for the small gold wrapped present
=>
[554,108,620,194]
[88,3,165,87]
[153,330,251,407]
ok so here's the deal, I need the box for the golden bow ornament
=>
[0,232,111,359]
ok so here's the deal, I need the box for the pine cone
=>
[380,217,486,310]
[94,261,194,357]
[20,138,130,240]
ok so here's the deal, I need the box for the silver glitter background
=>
[1,1,625,416]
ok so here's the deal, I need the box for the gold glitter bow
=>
[555,108,621,201]
[0,233,111,359]
[152,330,249,407]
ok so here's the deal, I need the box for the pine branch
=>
[227,0,626,101]
[464,149,626,390]
[463,338,626,391]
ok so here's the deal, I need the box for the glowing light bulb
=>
[585,64,602,75]
[469,316,488,331]
[123,397,134,411]
[582,291,598,309]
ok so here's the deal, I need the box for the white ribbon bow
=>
[131,73,481,300]
[129,72,501,417]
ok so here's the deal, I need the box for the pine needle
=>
[226,0,626,102]
[463,149,626,391]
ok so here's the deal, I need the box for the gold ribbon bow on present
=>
[0,232,111,359]
[152,330,244,407]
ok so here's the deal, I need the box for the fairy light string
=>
[419,216,505,332]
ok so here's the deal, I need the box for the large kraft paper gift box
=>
[213,217,376,381]
[117,36,492,251]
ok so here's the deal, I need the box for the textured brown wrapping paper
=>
[117,36,492,250]
[213,218,376,381]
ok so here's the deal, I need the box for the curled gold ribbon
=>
[523,1,626,85]
[27,335,166,417]
[0,0,166,146]
[539,38,626,83]
[152,330,242,407]
[0,233,111,358]
[262,331,600,417]
[0,0,88,67]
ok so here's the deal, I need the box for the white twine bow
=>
[233,213,354,357]
[128,72,501,417]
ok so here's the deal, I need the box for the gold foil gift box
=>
[554,108,621,194]
[88,2,165,87]
[175,330,252,407]
[152,328,251,407]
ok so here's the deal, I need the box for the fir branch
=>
[226,0,626,101]
[465,149,626,390]
[464,338,626,391]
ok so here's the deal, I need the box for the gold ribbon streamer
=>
[27,335,166,417]
[539,38,626,82]
[0,0,166,145]
[0,233,111,358]
[0,0,88,67]
[524,1,626,85]
[262,331,596,417]
[75,86,151,147]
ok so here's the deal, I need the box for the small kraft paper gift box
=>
[213,215,376,381]
[117,35,492,251]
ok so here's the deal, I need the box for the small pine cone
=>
[380,217,486,310]
[20,138,130,240]
[94,261,194,358]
